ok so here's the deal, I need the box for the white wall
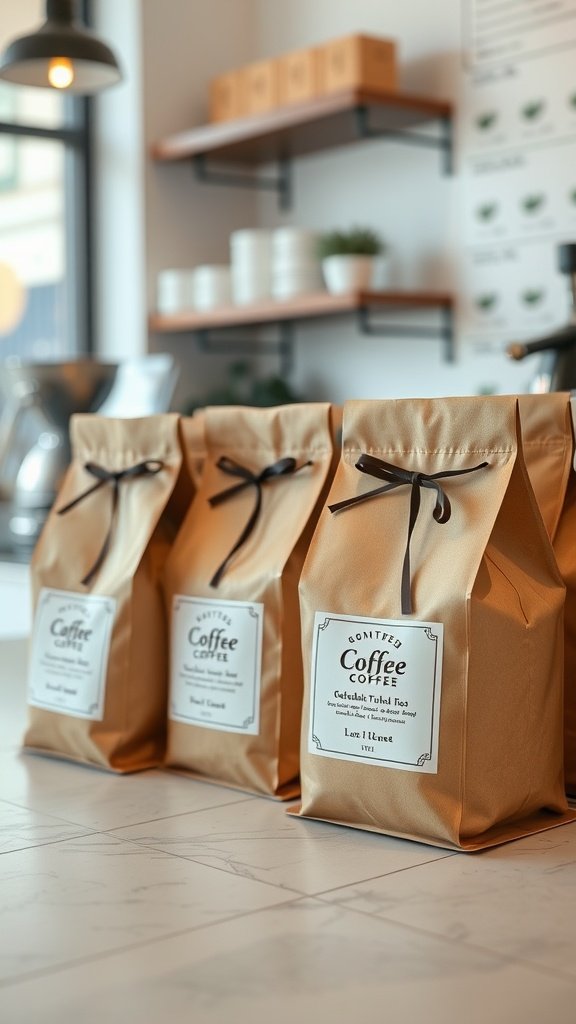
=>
[94,0,259,407]
[252,0,531,402]
[94,0,539,406]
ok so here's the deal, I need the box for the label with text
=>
[169,595,263,734]
[308,612,443,773]
[28,588,115,720]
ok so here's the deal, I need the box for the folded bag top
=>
[25,413,183,773]
[163,402,338,799]
[295,395,573,850]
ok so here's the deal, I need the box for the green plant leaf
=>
[183,359,303,412]
[318,225,384,258]
[476,111,498,131]
[521,100,545,120]
[521,193,545,213]
[476,202,498,222]
[476,293,498,311]
[250,376,302,406]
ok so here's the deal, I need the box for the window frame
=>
[0,0,93,356]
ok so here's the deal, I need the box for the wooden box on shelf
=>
[277,46,322,106]
[209,69,245,122]
[319,33,397,95]
[242,58,280,116]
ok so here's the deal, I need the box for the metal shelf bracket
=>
[195,321,295,375]
[357,304,454,362]
[354,105,453,175]
[193,153,292,210]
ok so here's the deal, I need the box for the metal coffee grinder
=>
[506,243,576,391]
[0,360,117,553]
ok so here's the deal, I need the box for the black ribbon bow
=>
[329,452,488,615]
[208,455,313,587]
[57,459,165,587]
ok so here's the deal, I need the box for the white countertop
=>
[1,641,575,1023]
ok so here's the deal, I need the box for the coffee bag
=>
[519,392,576,796]
[25,414,183,772]
[180,410,206,490]
[295,396,573,849]
[164,403,336,798]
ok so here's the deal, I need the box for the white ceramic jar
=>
[271,227,322,299]
[156,268,195,314]
[230,229,273,304]
[192,265,232,310]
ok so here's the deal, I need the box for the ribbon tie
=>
[329,453,488,615]
[58,459,164,587]
[208,455,312,587]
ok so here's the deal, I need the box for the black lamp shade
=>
[0,0,122,93]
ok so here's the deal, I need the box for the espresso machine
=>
[506,243,576,391]
[0,360,117,554]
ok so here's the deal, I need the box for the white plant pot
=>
[321,255,376,294]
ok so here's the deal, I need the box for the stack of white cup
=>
[192,265,232,310]
[230,230,273,305]
[271,228,323,300]
[156,268,195,315]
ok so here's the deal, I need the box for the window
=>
[0,1,91,361]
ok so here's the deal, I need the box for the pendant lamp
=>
[0,0,122,94]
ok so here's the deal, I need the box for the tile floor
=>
[1,635,576,1023]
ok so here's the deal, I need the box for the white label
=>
[308,611,443,773]
[170,595,263,734]
[28,588,115,720]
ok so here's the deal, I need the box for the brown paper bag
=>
[180,410,206,490]
[24,414,183,772]
[518,392,576,796]
[163,403,337,798]
[295,396,574,850]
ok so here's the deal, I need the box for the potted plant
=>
[318,226,385,294]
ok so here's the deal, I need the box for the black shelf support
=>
[354,106,453,175]
[195,321,295,375]
[193,153,292,210]
[357,304,454,362]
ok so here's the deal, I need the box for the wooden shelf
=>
[148,289,453,334]
[149,90,455,368]
[150,87,452,167]
[149,289,454,372]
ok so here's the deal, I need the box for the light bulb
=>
[48,56,74,89]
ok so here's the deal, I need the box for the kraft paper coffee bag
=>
[25,414,183,772]
[163,403,337,798]
[295,396,574,850]
[181,410,206,490]
[519,392,576,796]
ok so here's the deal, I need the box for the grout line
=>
[0,796,106,829]
[0,893,311,991]
[0,794,98,821]
[312,897,576,987]
[0,794,256,834]
[0,830,98,857]
[99,796,258,834]
[99,830,310,896]
[100,830,461,899]
[309,852,458,897]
